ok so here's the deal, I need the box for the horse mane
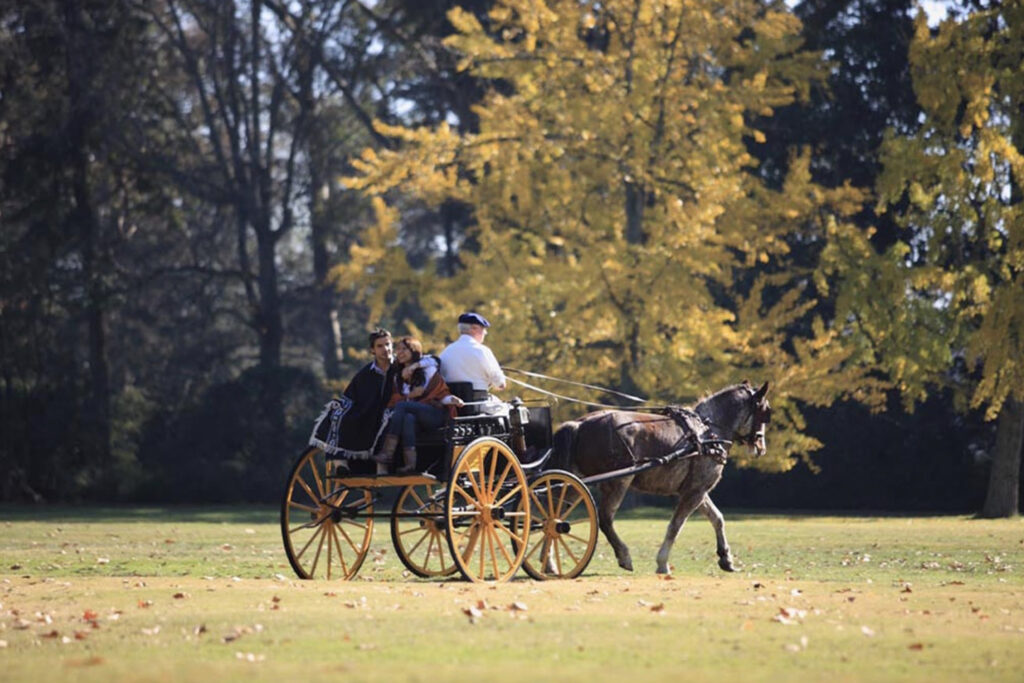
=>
[694,382,751,410]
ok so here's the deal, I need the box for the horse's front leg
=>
[699,495,735,572]
[656,490,705,574]
[597,479,634,572]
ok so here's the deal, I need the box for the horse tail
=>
[550,420,582,473]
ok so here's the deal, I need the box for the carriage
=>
[281,379,771,583]
[280,394,600,583]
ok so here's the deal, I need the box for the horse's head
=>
[697,380,771,457]
[742,381,771,457]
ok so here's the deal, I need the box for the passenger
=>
[312,328,396,475]
[439,312,507,398]
[374,337,461,474]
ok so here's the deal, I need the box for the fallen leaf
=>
[82,610,99,623]
[908,643,925,650]
[507,602,528,612]
[74,631,89,641]
[138,600,153,608]
[40,629,60,639]
[650,603,666,614]
[173,592,189,600]
[861,626,875,637]
[194,624,207,636]
[235,652,265,662]
[96,558,110,565]
[64,656,104,667]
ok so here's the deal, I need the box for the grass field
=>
[1,505,1022,682]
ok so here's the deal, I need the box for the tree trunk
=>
[311,180,343,379]
[981,398,1023,518]
[256,228,283,371]
[624,180,645,245]
[66,1,111,467]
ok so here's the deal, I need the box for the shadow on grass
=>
[0,504,277,525]
[0,504,975,526]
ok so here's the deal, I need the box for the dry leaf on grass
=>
[772,607,807,625]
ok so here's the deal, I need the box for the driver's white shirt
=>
[439,335,505,392]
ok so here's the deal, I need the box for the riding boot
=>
[396,447,417,475]
[373,434,399,475]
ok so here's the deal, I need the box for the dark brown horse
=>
[551,381,770,574]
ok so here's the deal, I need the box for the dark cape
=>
[309,361,395,459]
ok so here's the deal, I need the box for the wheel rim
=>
[519,471,598,580]
[445,439,530,583]
[280,447,374,580]
[391,483,457,577]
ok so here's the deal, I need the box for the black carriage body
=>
[399,401,552,480]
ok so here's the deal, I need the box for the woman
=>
[374,337,462,474]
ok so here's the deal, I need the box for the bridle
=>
[733,390,771,450]
[702,387,771,451]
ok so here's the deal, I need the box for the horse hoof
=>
[656,566,670,575]
[719,558,736,572]
[618,559,634,572]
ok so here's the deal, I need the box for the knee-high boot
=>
[397,447,417,475]
[373,434,399,474]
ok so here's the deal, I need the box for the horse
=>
[550,381,770,575]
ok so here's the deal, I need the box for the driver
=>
[438,312,506,396]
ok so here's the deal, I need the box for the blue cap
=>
[458,312,490,327]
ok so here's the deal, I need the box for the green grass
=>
[1,505,1022,682]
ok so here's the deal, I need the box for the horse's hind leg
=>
[700,495,735,572]
[597,478,634,572]
[655,490,705,574]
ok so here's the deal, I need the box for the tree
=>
[344,0,886,472]
[838,4,1024,515]
[0,1,156,498]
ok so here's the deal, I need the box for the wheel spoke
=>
[555,481,569,517]
[405,526,430,555]
[557,534,581,564]
[409,487,427,509]
[326,522,334,580]
[330,524,350,576]
[529,487,547,515]
[559,494,584,518]
[308,458,326,498]
[309,524,327,576]
[288,500,319,514]
[485,524,501,577]
[295,524,324,561]
[336,520,361,554]
[491,524,515,566]
[484,446,498,499]
[493,483,524,508]
[296,475,320,507]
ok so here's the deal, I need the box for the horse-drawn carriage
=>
[281,395,600,583]
[281,380,771,583]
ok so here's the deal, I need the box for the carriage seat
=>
[447,382,490,416]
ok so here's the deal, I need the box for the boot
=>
[373,434,399,475]
[396,447,417,475]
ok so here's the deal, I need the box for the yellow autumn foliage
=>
[340,0,880,471]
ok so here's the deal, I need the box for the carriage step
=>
[331,474,438,488]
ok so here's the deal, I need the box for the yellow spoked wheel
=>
[518,470,598,580]
[280,447,374,580]
[445,438,530,583]
[390,483,458,578]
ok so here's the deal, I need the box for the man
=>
[310,328,396,474]
[439,312,506,396]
